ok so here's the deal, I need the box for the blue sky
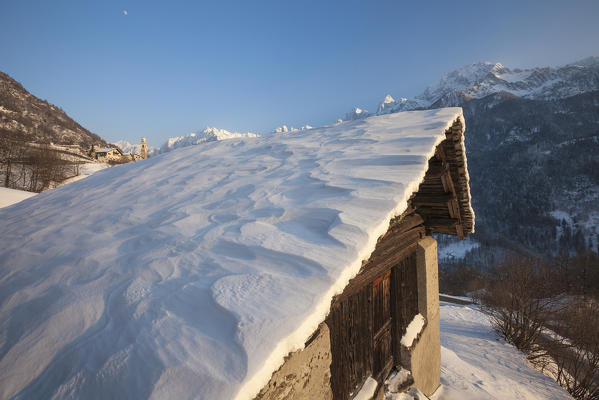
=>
[1,0,598,145]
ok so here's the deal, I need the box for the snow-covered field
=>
[57,162,110,186]
[0,187,37,209]
[437,237,479,262]
[433,301,572,400]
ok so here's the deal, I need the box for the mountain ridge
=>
[0,71,108,148]
[341,56,599,259]
[373,56,599,116]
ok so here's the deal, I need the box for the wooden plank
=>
[424,217,459,227]
[424,163,446,178]
[366,228,423,271]
[388,213,424,235]
[372,270,391,336]
[334,240,420,303]
[369,227,424,265]
[410,192,453,207]
[435,143,447,163]
[328,283,374,400]
[456,223,464,240]
[373,328,392,379]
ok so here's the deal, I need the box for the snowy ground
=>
[56,162,111,186]
[0,162,109,198]
[432,301,572,400]
[437,237,479,262]
[0,187,37,209]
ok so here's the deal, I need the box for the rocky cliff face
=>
[0,72,108,148]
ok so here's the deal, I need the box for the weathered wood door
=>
[328,250,420,400]
[328,285,373,399]
[372,269,393,380]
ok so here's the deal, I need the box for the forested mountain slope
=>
[364,57,599,260]
[0,72,107,147]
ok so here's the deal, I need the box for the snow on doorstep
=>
[386,387,427,400]
[385,367,413,393]
[0,187,37,209]
[0,108,465,400]
[432,303,572,400]
[400,314,425,348]
[354,376,378,400]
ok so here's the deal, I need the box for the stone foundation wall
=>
[253,323,333,400]
[400,237,441,396]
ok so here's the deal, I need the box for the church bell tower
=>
[140,138,148,159]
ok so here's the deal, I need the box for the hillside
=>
[0,71,108,148]
[432,299,571,400]
[460,91,599,257]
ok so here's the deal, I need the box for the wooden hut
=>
[255,116,474,400]
[0,108,473,400]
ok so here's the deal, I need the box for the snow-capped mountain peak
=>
[273,125,314,133]
[155,127,259,155]
[567,55,599,67]
[381,94,395,104]
[377,94,399,114]
[112,139,154,155]
[344,106,371,121]
[377,57,599,114]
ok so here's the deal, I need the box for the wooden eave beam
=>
[409,130,468,239]
[332,233,422,304]
[410,192,453,207]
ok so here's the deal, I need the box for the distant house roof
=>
[0,108,473,400]
[95,148,122,154]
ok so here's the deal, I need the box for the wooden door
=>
[328,285,373,400]
[391,252,419,362]
[372,269,393,380]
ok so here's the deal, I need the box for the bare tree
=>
[477,256,563,353]
[479,254,599,400]
[0,135,27,188]
[551,299,599,400]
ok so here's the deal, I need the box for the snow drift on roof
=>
[0,108,465,400]
[95,147,118,153]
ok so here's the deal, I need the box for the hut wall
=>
[253,236,441,400]
[253,323,333,400]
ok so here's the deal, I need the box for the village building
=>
[91,138,148,163]
[140,137,148,159]
[0,108,473,400]
[93,147,124,161]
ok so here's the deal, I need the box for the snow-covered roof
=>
[95,147,120,153]
[0,108,469,400]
